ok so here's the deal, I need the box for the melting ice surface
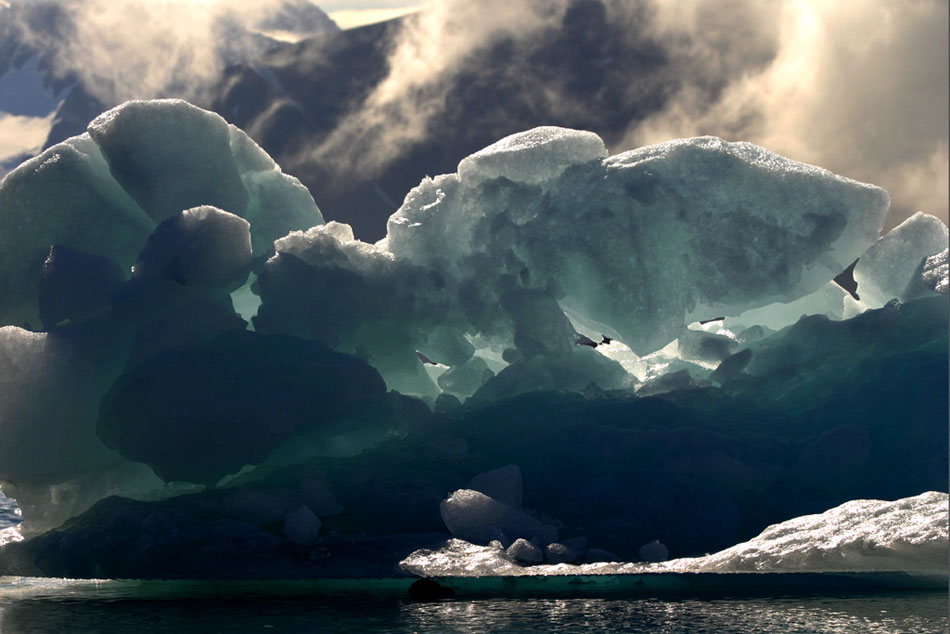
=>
[0,100,946,583]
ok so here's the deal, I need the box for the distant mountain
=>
[208,0,735,240]
[0,0,338,174]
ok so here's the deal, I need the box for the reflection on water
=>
[401,595,948,633]
[0,578,945,634]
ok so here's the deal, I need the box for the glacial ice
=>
[88,101,252,225]
[723,281,848,332]
[0,287,944,575]
[0,99,322,328]
[259,130,889,400]
[400,492,949,577]
[852,212,948,308]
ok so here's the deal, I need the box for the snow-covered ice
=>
[400,492,949,577]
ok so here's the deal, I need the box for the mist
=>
[305,0,948,229]
[9,0,335,104]
[3,0,946,230]
[624,0,949,230]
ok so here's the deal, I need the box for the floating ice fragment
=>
[507,538,543,564]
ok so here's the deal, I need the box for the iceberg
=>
[0,102,944,583]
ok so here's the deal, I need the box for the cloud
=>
[304,0,572,176]
[620,0,949,229]
[305,0,946,230]
[9,0,943,231]
[13,0,332,105]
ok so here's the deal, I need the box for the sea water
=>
[0,493,945,633]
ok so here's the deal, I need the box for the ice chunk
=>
[457,126,607,186]
[507,538,543,564]
[387,133,888,355]
[88,100,250,224]
[402,538,526,577]
[467,465,523,508]
[853,212,948,308]
[545,539,587,564]
[918,248,948,295]
[0,100,322,328]
[257,131,887,402]
[0,137,152,327]
[439,489,558,546]
[131,206,252,295]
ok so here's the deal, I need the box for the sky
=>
[307,0,949,230]
[1,0,947,230]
